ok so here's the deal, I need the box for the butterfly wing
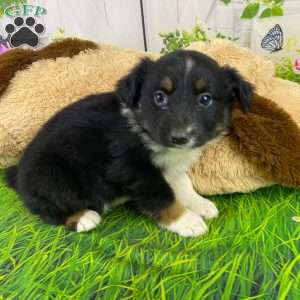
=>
[261,24,283,53]
[271,24,283,50]
[261,35,279,52]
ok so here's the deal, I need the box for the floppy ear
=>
[222,66,254,113]
[116,58,153,108]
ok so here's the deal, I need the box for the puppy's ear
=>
[116,58,153,108]
[222,66,254,113]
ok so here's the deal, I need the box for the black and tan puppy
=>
[5,50,253,237]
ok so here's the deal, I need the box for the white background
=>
[0,0,299,53]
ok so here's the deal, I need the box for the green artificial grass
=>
[0,170,300,299]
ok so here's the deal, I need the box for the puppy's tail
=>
[4,165,18,190]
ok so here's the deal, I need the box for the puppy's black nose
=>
[171,135,189,145]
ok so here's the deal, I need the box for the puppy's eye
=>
[153,91,168,108]
[198,93,213,107]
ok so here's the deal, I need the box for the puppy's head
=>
[117,50,253,148]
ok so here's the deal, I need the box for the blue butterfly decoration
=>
[261,24,284,53]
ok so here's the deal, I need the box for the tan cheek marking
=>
[216,124,224,132]
[160,77,173,93]
[159,200,185,225]
[216,110,231,135]
[194,79,207,93]
[214,124,230,139]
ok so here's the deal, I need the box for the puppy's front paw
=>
[159,209,208,237]
[191,197,219,219]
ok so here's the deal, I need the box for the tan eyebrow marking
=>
[194,79,207,93]
[160,77,174,93]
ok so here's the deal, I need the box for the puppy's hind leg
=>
[19,164,102,232]
[65,209,102,232]
[22,191,102,232]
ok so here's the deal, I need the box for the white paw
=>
[76,210,101,232]
[159,209,208,237]
[189,197,219,219]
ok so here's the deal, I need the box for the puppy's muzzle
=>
[170,128,194,146]
[171,135,189,146]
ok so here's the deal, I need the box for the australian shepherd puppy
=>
[5,50,253,237]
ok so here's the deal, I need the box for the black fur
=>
[4,165,18,189]
[117,58,153,108]
[222,66,254,112]
[4,50,253,228]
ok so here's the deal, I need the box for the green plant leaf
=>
[221,0,231,4]
[241,3,260,19]
[160,20,236,54]
[272,5,283,16]
[260,8,272,18]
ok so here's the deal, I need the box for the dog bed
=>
[0,38,300,195]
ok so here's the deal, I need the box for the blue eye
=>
[153,91,168,108]
[198,93,213,107]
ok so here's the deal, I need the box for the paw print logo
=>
[5,17,45,48]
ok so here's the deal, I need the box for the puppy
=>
[5,50,253,237]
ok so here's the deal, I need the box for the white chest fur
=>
[152,147,200,208]
[152,147,201,181]
[152,146,219,221]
